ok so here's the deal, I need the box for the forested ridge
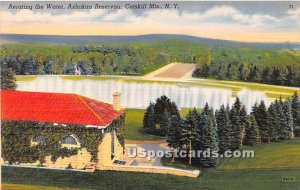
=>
[1,38,299,86]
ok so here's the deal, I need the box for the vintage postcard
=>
[0,0,300,189]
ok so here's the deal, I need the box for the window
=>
[31,134,46,146]
[60,135,81,149]
[61,136,78,145]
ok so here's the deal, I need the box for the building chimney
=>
[113,92,121,111]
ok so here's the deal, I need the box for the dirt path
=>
[144,62,196,80]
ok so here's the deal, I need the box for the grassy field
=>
[124,109,164,141]
[2,167,300,190]
[1,183,80,190]
[219,138,300,170]
[15,75,37,81]
[162,138,300,171]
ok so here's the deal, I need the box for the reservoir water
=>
[16,76,270,112]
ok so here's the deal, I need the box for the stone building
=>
[1,90,125,170]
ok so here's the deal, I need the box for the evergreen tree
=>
[233,97,242,114]
[143,103,155,133]
[154,95,180,130]
[276,99,289,140]
[160,109,171,136]
[261,67,271,84]
[267,102,280,141]
[215,105,231,153]
[64,62,76,74]
[291,92,300,128]
[244,115,260,146]
[197,111,219,167]
[239,63,250,81]
[209,107,218,129]
[1,67,17,90]
[251,103,259,119]
[20,58,35,75]
[226,104,231,113]
[167,115,183,163]
[239,105,248,144]
[255,101,270,142]
[202,103,210,115]
[186,109,199,129]
[181,118,198,165]
[44,60,54,74]
[200,64,210,78]
[282,101,295,139]
[229,106,242,150]
[216,62,225,80]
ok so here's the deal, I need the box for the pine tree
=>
[251,103,259,119]
[143,103,155,134]
[186,109,199,129]
[233,97,248,145]
[154,95,180,132]
[291,92,300,128]
[160,109,171,136]
[239,105,248,145]
[209,107,218,129]
[276,99,289,140]
[181,118,198,165]
[226,104,231,113]
[244,115,260,146]
[255,101,270,142]
[282,100,295,139]
[217,62,226,80]
[1,67,17,90]
[167,115,183,163]
[233,97,242,114]
[261,67,271,84]
[197,112,219,167]
[202,103,210,115]
[267,102,280,141]
[229,106,242,150]
[216,105,231,153]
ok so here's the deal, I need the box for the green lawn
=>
[2,167,300,190]
[2,183,80,190]
[219,138,300,170]
[124,109,164,141]
[16,75,37,81]
[162,138,300,170]
[2,138,300,190]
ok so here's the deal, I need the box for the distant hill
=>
[1,34,299,49]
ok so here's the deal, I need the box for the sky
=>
[1,1,300,42]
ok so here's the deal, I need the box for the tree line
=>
[192,56,300,87]
[143,93,299,167]
[1,39,299,87]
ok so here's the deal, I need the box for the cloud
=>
[1,4,299,42]
[2,5,298,28]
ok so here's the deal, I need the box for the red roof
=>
[1,90,124,127]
